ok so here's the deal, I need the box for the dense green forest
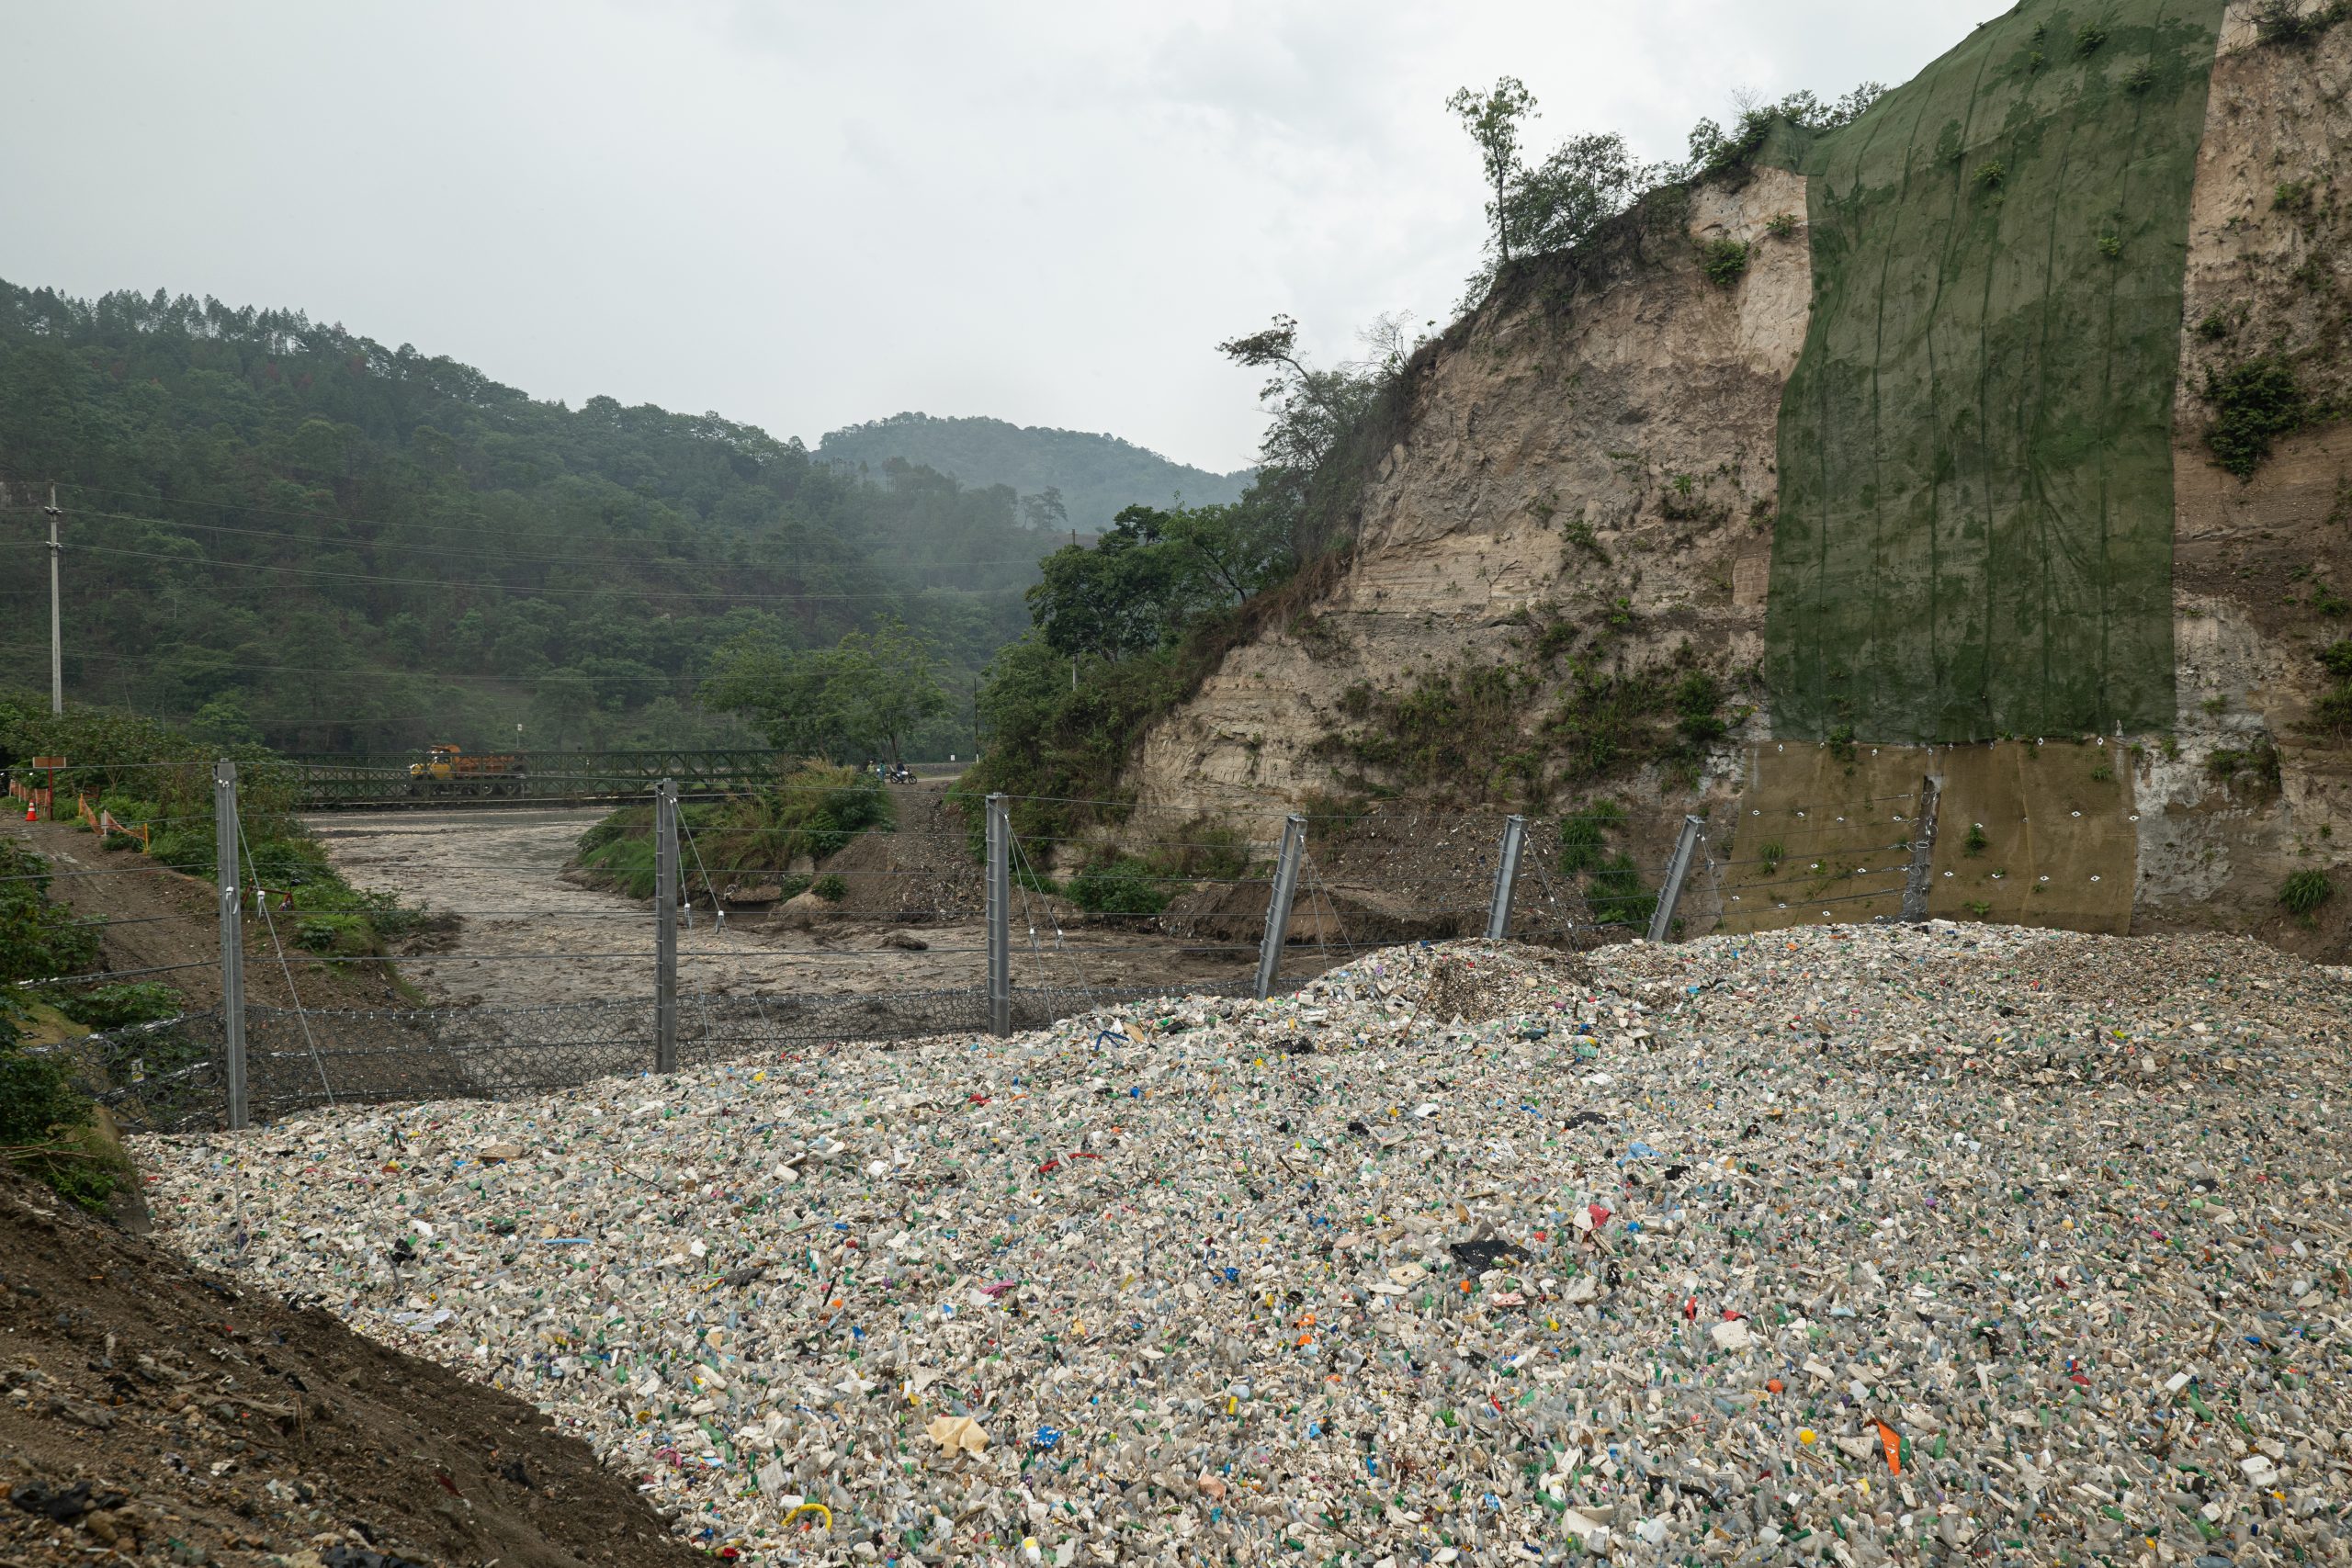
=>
[816,412,1250,535]
[0,280,1057,757]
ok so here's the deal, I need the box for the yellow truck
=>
[407,744,528,796]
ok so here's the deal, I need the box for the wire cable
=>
[3,534,1025,604]
[241,816,335,1110]
[39,482,1073,571]
[25,500,1066,577]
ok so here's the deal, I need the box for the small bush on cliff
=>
[2307,642,2352,735]
[1314,660,1552,807]
[1699,239,1751,287]
[2205,355,2312,478]
[2207,740,2283,790]
[2253,0,2349,46]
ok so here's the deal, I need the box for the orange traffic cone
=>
[24,803,36,822]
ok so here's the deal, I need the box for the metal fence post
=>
[985,794,1012,1037]
[1899,773,1942,923]
[212,760,247,1131]
[654,777,678,1073]
[1255,815,1307,1000]
[1486,815,1527,941]
[1646,815,1705,944]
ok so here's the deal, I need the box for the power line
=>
[14,500,1063,576]
[0,641,708,692]
[49,480,1069,564]
[0,535,1030,604]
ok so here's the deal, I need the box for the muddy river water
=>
[306,808,1258,1011]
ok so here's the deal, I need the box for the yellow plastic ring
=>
[784,1502,832,1530]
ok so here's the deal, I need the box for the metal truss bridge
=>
[292,749,793,809]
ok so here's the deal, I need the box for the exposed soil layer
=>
[0,1170,697,1568]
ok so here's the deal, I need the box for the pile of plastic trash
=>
[138,925,2352,1563]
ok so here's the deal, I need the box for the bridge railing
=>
[291,749,797,807]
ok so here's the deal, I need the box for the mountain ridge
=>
[818,411,1251,533]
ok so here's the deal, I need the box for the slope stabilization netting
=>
[1764,0,2226,742]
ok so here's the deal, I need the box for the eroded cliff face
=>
[2146,4,2352,948]
[1125,2,2352,949]
[1129,169,1810,818]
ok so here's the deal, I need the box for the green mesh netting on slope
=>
[1763,0,2225,743]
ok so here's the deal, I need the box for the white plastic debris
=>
[135,928,2352,1563]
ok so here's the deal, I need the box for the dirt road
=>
[306,807,1262,1010]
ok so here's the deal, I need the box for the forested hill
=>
[817,412,1250,534]
[0,281,1053,756]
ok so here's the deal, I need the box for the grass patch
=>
[2279,868,2334,923]
[1558,801,1627,874]
[1586,855,1657,928]
[1555,801,1653,927]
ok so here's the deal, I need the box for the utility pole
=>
[43,486,62,715]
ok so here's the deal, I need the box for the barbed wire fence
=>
[16,765,1650,1136]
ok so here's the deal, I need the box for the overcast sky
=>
[5,2,2001,474]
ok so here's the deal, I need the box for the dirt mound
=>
[1415,942,1593,1023]
[1159,874,1481,945]
[0,1172,695,1568]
